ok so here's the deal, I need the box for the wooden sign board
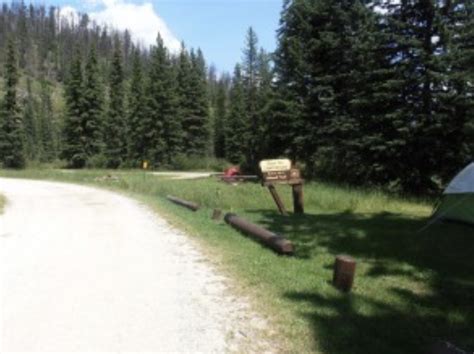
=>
[260,159,302,185]
[260,159,292,173]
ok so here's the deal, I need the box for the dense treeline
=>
[0,1,472,194]
[215,0,474,193]
[0,2,210,169]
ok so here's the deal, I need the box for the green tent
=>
[433,163,474,226]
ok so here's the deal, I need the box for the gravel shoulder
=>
[0,178,270,352]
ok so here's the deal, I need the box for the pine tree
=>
[127,47,147,166]
[23,77,38,161]
[62,51,86,168]
[145,34,180,166]
[83,45,105,163]
[213,75,230,158]
[181,48,210,156]
[241,27,260,169]
[0,39,25,168]
[225,65,247,164]
[38,79,56,162]
[104,41,127,168]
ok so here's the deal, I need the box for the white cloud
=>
[59,6,80,25]
[90,0,181,52]
[61,0,181,53]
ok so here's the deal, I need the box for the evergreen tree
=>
[23,77,38,161]
[225,65,247,164]
[104,41,127,168]
[213,75,230,158]
[83,45,105,162]
[0,39,25,168]
[241,27,260,169]
[38,79,56,162]
[145,34,180,166]
[181,48,210,156]
[62,51,86,168]
[127,47,146,166]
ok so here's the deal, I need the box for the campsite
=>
[0,0,473,353]
[1,167,473,353]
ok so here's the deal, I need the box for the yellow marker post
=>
[142,160,149,170]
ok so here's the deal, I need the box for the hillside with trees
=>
[0,1,472,194]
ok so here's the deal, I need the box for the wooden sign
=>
[259,158,305,215]
[260,159,302,185]
[259,159,292,173]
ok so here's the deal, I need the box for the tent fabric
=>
[434,194,474,225]
[433,162,474,226]
[444,163,474,194]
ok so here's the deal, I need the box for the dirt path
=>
[0,178,269,352]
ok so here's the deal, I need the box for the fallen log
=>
[224,213,294,255]
[166,195,200,211]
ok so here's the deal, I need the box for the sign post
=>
[259,159,304,215]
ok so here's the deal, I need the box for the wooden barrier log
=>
[224,213,294,255]
[166,195,200,211]
[333,255,357,292]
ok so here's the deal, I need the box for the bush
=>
[167,154,231,172]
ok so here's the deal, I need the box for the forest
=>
[0,0,472,194]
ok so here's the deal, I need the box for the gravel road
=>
[0,178,270,352]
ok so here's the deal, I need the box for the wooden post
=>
[212,209,222,221]
[292,183,304,214]
[267,184,288,216]
[333,255,357,292]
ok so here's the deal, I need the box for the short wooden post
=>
[267,184,288,216]
[333,255,356,292]
[212,209,222,221]
[292,183,304,214]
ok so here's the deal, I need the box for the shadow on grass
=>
[245,209,474,353]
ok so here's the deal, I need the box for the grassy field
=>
[0,193,5,213]
[0,169,472,353]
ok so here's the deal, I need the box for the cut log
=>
[224,213,294,255]
[166,195,200,211]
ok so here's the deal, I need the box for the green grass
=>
[0,169,473,353]
[0,193,5,213]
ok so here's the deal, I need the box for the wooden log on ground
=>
[224,213,294,255]
[333,255,357,292]
[166,195,200,211]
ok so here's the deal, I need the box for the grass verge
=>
[0,193,5,213]
[0,169,472,353]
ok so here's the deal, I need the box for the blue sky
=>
[41,0,283,73]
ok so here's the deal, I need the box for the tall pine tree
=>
[225,65,247,164]
[104,41,127,168]
[0,39,25,168]
[62,50,86,168]
[127,47,147,166]
[83,45,105,163]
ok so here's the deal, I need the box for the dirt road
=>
[0,178,269,352]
